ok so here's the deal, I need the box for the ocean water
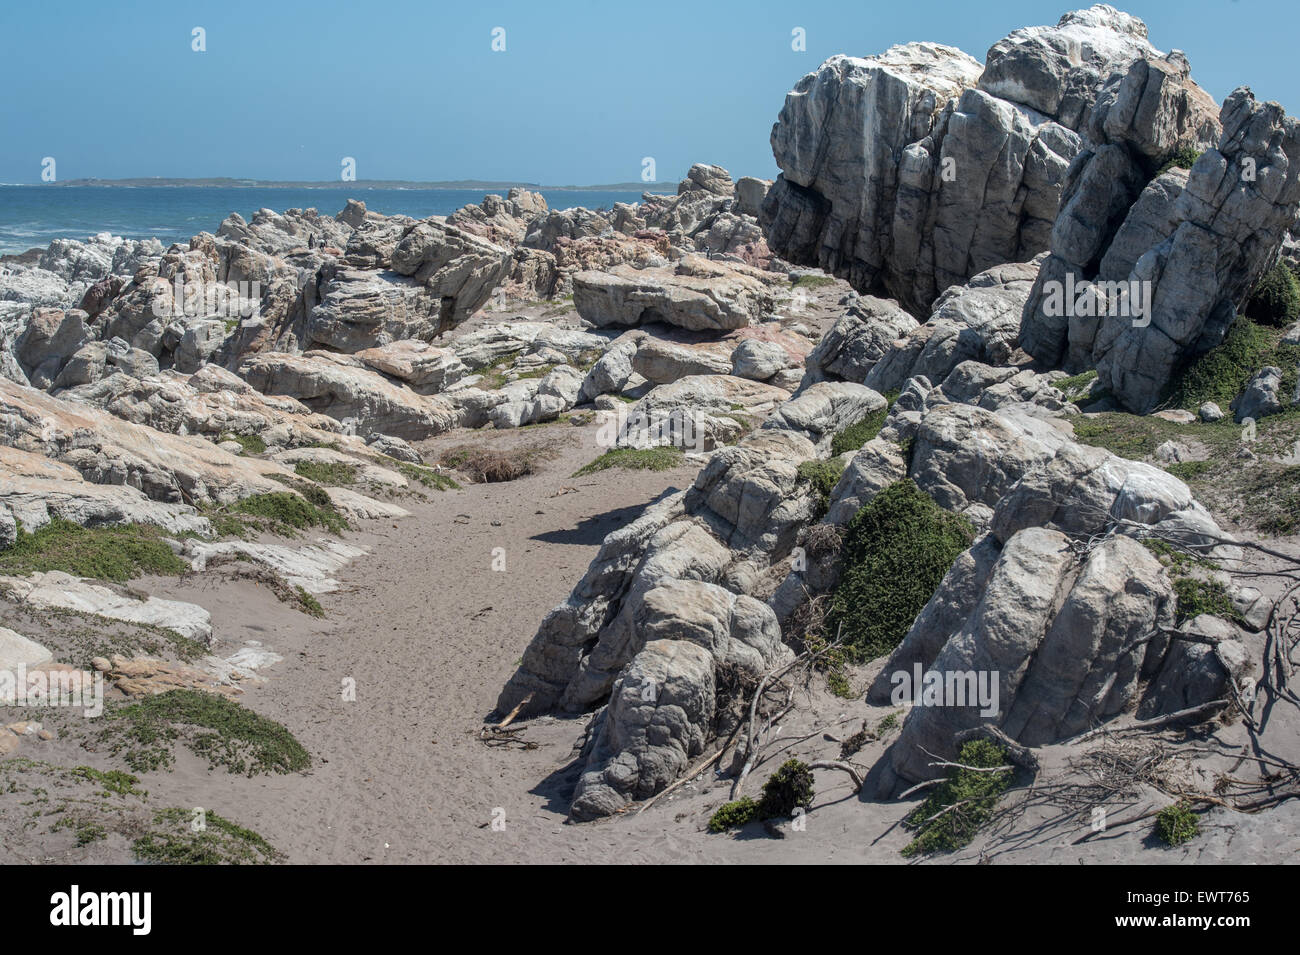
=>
[0,185,657,254]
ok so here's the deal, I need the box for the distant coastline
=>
[37,177,677,192]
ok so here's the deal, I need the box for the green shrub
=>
[797,458,847,519]
[70,765,144,797]
[792,274,836,290]
[827,480,973,661]
[1244,263,1300,327]
[1166,317,1300,411]
[218,432,267,455]
[573,446,684,476]
[1155,802,1200,847]
[0,519,187,582]
[293,459,356,486]
[902,739,1012,856]
[100,689,311,776]
[392,461,459,491]
[133,807,280,864]
[707,759,818,832]
[1156,144,1201,175]
[758,758,815,818]
[227,491,347,536]
[708,797,760,833]
[1172,575,1242,624]
[830,404,891,456]
[294,587,324,618]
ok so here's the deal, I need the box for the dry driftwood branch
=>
[729,629,843,801]
[636,747,729,815]
[1064,699,1229,745]
[808,760,864,792]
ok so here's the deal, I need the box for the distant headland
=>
[46,177,673,192]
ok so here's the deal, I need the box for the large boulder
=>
[238,351,461,439]
[572,256,773,331]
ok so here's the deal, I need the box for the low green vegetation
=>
[133,807,280,864]
[707,797,760,832]
[797,458,847,519]
[1069,396,1300,536]
[97,689,312,777]
[1171,576,1242,625]
[0,606,206,669]
[708,759,816,832]
[468,349,524,390]
[1165,317,1300,412]
[1154,801,1200,847]
[292,459,357,486]
[827,480,974,661]
[218,432,267,455]
[210,489,348,538]
[1054,369,1106,406]
[902,739,1013,856]
[573,446,684,476]
[1244,262,1300,328]
[829,395,896,457]
[792,273,837,290]
[1155,144,1202,175]
[294,587,324,618]
[0,519,187,582]
[513,363,557,380]
[70,765,145,797]
[390,461,459,491]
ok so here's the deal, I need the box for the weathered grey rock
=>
[306,268,437,351]
[730,338,789,381]
[569,640,715,820]
[979,5,1162,126]
[824,437,909,525]
[619,374,789,451]
[0,445,212,541]
[366,433,422,464]
[536,365,585,407]
[239,351,461,439]
[990,438,1219,548]
[573,256,773,331]
[1233,366,1285,423]
[0,571,213,645]
[1199,401,1224,422]
[880,528,1188,784]
[762,34,1084,316]
[385,219,512,332]
[734,177,773,217]
[864,260,1040,393]
[1026,88,1300,411]
[579,335,641,400]
[489,393,566,429]
[678,163,734,197]
[0,626,53,671]
[908,403,1072,513]
[761,381,885,451]
[355,340,468,392]
[632,337,732,383]
[15,308,87,386]
[1139,615,1250,718]
[802,296,918,385]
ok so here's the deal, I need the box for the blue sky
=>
[0,0,1293,185]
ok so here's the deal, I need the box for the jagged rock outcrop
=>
[1091,91,1300,410]
[760,6,1215,317]
[238,351,461,439]
[0,376,296,507]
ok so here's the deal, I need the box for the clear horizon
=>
[1,0,1297,185]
